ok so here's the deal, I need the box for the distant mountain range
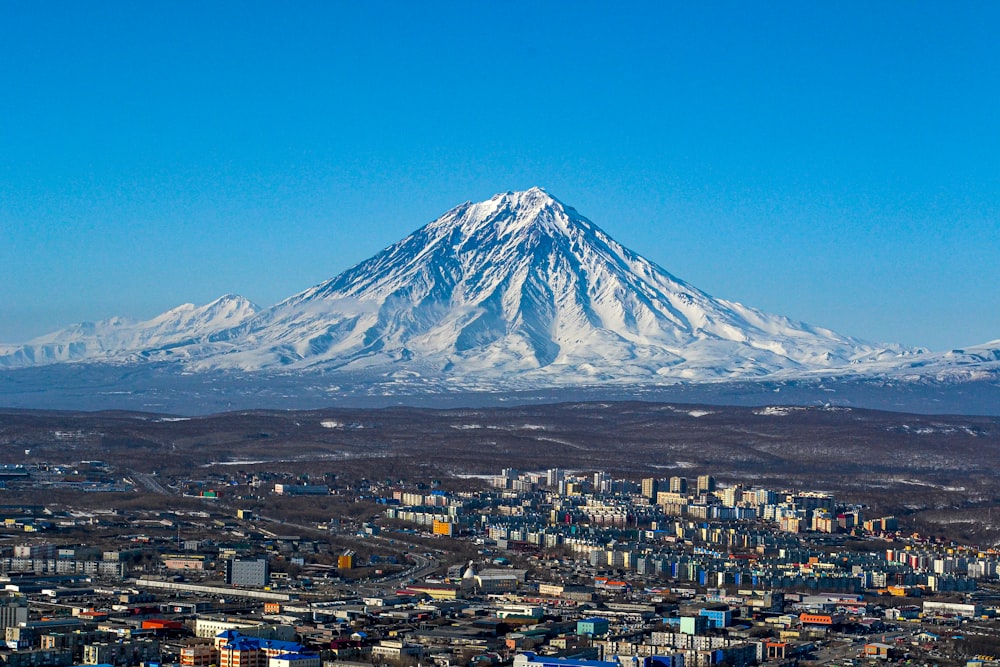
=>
[2,188,999,396]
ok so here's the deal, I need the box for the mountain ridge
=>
[0,294,260,367]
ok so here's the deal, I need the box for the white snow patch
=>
[894,478,966,491]
[533,436,585,450]
[650,461,696,469]
[754,406,806,416]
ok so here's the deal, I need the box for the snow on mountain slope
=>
[175,188,911,381]
[0,295,259,368]
[826,339,1000,383]
[2,188,948,387]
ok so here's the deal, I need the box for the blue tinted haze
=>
[2,2,998,350]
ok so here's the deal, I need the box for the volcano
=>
[4,187,917,387]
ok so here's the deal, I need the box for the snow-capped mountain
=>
[16,186,993,392]
[0,295,259,368]
[177,187,909,382]
[2,187,922,385]
[840,339,1000,383]
[4,187,999,414]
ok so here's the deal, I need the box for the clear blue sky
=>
[2,1,998,351]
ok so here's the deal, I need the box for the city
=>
[0,454,997,667]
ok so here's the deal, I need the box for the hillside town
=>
[0,461,997,667]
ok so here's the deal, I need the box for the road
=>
[128,469,174,495]
[120,474,446,587]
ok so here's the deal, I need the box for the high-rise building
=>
[546,468,564,487]
[696,475,716,494]
[721,484,743,507]
[838,510,862,530]
[669,476,688,493]
[592,472,610,494]
[749,488,777,505]
[0,595,27,632]
[641,478,659,499]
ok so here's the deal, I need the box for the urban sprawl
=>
[0,462,998,667]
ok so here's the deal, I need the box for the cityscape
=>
[0,448,996,667]
[3,5,999,667]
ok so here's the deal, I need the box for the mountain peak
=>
[206,293,259,311]
[486,186,564,215]
[439,187,581,243]
[496,186,557,208]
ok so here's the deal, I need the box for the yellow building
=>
[432,520,454,536]
[406,583,459,600]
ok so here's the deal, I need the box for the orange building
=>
[799,613,844,626]
[216,634,310,667]
[864,643,895,660]
[219,641,263,667]
[764,642,788,660]
[180,644,218,667]
[432,520,454,536]
[143,619,184,630]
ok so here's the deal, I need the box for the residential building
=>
[227,557,269,587]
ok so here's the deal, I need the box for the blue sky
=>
[2,1,998,350]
